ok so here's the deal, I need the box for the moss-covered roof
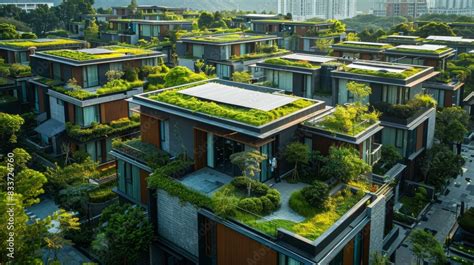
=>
[186,33,278,43]
[41,46,156,62]
[0,38,83,49]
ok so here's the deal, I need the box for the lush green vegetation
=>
[147,159,210,208]
[190,33,271,43]
[88,185,117,203]
[0,38,81,48]
[112,138,169,169]
[66,115,140,142]
[373,94,437,120]
[458,207,474,234]
[312,106,379,136]
[44,46,154,61]
[373,145,403,175]
[389,46,453,55]
[342,65,423,79]
[148,83,314,126]
[263,58,320,69]
[333,42,393,50]
[52,79,143,100]
[399,188,429,218]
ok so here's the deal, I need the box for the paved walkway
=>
[265,180,309,222]
[395,144,474,264]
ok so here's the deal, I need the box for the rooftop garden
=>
[112,137,169,168]
[263,58,321,69]
[51,77,144,100]
[147,83,314,126]
[43,46,154,61]
[0,59,32,78]
[230,48,289,61]
[332,42,393,50]
[306,82,380,136]
[372,94,437,120]
[66,115,140,142]
[254,20,329,25]
[0,38,82,49]
[188,33,274,43]
[389,46,453,55]
[341,65,423,79]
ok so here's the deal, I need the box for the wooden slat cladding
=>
[362,223,371,265]
[100,100,129,123]
[67,103,75,123]
[193,128,207,171]
[216,223,277,265]
[140,169,149,205]
[140,114,160,148]
[71,66,83,85]
[231,44,240,57]
[343,239,354,265]
[416,122,425,151]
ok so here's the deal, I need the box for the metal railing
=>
[370,143,383,165]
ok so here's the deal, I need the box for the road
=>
[395,144,474,264]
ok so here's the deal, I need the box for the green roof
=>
[333,42,393,50]
[187,33,277,43]
[0,38,83,49]
[389,46,453,54]
[42,46,155,61]
[253,19,331,25]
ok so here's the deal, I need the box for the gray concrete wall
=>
[368,195,386,256]
[167,114,195,159]
[426,109,436,149]
[157,190,199,257]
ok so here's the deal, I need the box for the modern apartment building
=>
[384,44,455,70]
[332,61,437,180]
[428,0,474,15]
[176,33,287,79]
[373,0,429,17]
[101,19,193,45]
[0,1,53,12]
[332,41,394,61]
[111,5,188,19]
[111,78,401,264]
[277,0,356,20]
[25,46,164,163]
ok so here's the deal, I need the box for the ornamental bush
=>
[301,180,329,208]
[229,177,281,215]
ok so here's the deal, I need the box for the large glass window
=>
[84,140,102,162]
[278,253,303,265]
[75,105,100,127]
[19,52,28,64]
[192,44,204,58]
[53,63,61,80]
[213,136,244,176]
[216,64,231,79]
[117,160,140,201]
[141,24,151,37]
[160,120,170,152]
[83,65,99,87]
[382,85,408,104]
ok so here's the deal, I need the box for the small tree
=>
[105,70,124,81]
[43,210,80,263]
[230,150,267,196]
[283,142,310,180]
[371,252,390,265]
[322,146,371,183]
[84,17,99,41]
[436,106,469,154]
[0,112,24,145]
[301,180,329,208]
[0,23,19,39]
[92,204,153,265]
[409,229,447,265]
[231,71,252,84]
[315,38,334,54]
[346,32,360,41]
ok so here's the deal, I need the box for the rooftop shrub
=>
[0,38,81,48]
[334,42,393,50]
[148,87,313,126]
[44,46,153,61]
[9,64,31,77]
[112,138,169,169]
[96,79,144,95]
[373,94,436,119]
[264,58,318,69]
[66,116,140,142]
[342,65,423,79]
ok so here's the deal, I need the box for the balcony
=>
[370,143,382,166]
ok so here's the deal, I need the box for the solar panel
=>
[281,54,336,64]
[347,63,408,73]
[78,48,114,55]
[178,83,297,112]
[396,44,447,51]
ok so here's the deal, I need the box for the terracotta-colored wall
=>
[71,66,83,85]
[424,59,438,68]
[416,122,425,151]
[295,26,308,36]
[140,169,149,205]
[312,134,358,157]
[216,223,277,265]
[140,114,160,148]
[231,44,241,57]
[343,239,354,265]
[193,128,207,171]
[123,59,141,70]
[444,90,453,107]
[67,103,75,123]
[100,100,129,123]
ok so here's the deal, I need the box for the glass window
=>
[75,105,100,127]
[84,140,102,162]
[19,52,28,64]
[141,24,151,37]
[192,44,204,58]
[216,64,231,79]
[20,82,27,103]
[83,65,99,87]
[53,63,61,80]
[109,62,123,71]
[160,120,170,152]
[278,253,303,265]
[142,58,156,66]
[278,71,293,92]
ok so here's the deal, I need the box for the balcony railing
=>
[370,143,382,166]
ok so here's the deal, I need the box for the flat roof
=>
[426,35,474,43]
[33,45,163,65]
[343,41,389,47]
[178,82,297,111]
[0,38,84,50]
[280,53,337,64]
[346,62,409,73]
[182,33,279,44]
[386,35,421,39]
[395,44,447,51]
[110,19,192,24]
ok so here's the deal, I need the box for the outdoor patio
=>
[179,167,233,196]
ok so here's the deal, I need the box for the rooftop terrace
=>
[387,44,454,55]
[0,38,84,50]
[426,35,474,44]
[39,46,158,62]
[183,33,279,44]
[132,79,326,138]
[332,41,393,50]
[338,61,425,80]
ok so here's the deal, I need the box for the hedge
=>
[88,187,117,203]
[147,160,212,208]
[66,116,140,142]
[231,177,281,215]
[264,58,319,69]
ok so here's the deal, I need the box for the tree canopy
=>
[409,229,447,265]
[322,146,371,183]
[416,22,455,38]
[436,106,469,145]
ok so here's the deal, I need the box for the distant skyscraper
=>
[428,0,474,15]
[277,0,357,20]
[373,0,428,18]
